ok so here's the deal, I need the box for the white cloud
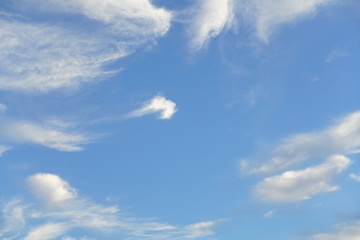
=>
[24,223,70,240]
[349,173,360,182]
[313,221,360,240]
[244,110,360,174]
[0,145,11,157]
[184,221,218,238]
[0,200,26,238]
[243,0,333,42]
[0,120,90,152]
[188,0,234,50]
[254,155,351,202]
[0,0,172,93]
[1,173,220,240]
[28,173,77,204]
[130,96,177,120]
[20,0,172,38]
[187,0,334,48]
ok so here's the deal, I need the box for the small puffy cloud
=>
[130,96,177,120]
[350,173,360,182]
[255,155,351,202]
[244,110,360,174]
[28,173,77,204]
[24,223,70,240]
[188,0,234,50]
[313,221,360,240]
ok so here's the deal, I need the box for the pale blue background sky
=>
[0,0,359,239]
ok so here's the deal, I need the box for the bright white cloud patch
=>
[0,0,171,93]
[130,96,177,119]
[0,173,220,240]
[188,0,234,50]
[313,221,360,240]
[244,110,360,174]
[255,154,351,202]
[28,173,77,203]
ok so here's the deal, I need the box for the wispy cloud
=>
[242,0,333,42]
[24,223,70,240]
[188,0,234,50]
[130,95,178,120]
[0,0,172,93]
[0,104,91,153]
[313,221,360,240]
[349,173,360,182]
[254,155,351,202]
[0,120,91,152]
[1,173,220,240]
[263,209,276,218]
[242,110,360,174]
[187,0,334,49]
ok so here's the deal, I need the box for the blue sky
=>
[0,0,359,239]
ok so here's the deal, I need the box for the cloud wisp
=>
[241,0,333,42]
[254,154,351,202]
[242,110,360,174]
[0,173,220,240]
[187,0,334,49]
[0,0,172,93]
[349,173,360,182]
[130,95,178,120]
[0,104,91,153]
[187,0,234,50]
[313,220,360,240]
